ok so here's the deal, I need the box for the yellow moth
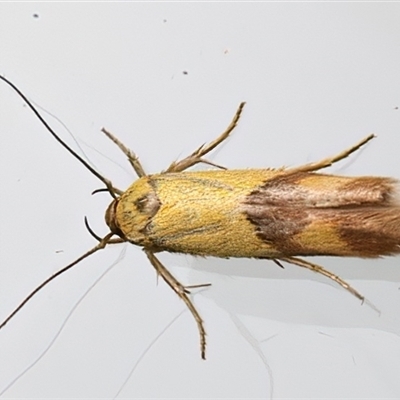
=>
[1,75,399,359]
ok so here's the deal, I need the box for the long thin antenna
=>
[0,74,118,197]
[0,233,116,329]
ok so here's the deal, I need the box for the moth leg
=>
[165,102,246,173]
[287,134,375,174]
[278,256,365,302]
[272,259,285,269]
[185,283,212,290]
[101,128,146,178]
[197,159,227,170]
[144,250,208,359]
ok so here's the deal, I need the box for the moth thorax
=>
[105,198,124,238]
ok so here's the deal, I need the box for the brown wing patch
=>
[333,208,400,257]
[244,205,309,254]
[243,172,400,257]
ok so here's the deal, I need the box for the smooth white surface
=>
[0,3,400,399]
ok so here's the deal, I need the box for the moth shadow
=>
[182,255,400,338]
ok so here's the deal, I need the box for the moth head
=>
[105,198,125,239]
[104,178,161,245]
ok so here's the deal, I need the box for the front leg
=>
[101,127,147,178]
[144,250,211,359]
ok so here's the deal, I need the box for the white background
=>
[0,3,400,399]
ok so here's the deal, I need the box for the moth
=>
[1,75,399,359]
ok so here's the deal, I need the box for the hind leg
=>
[287,134,375,174]
[277,256,379,313]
